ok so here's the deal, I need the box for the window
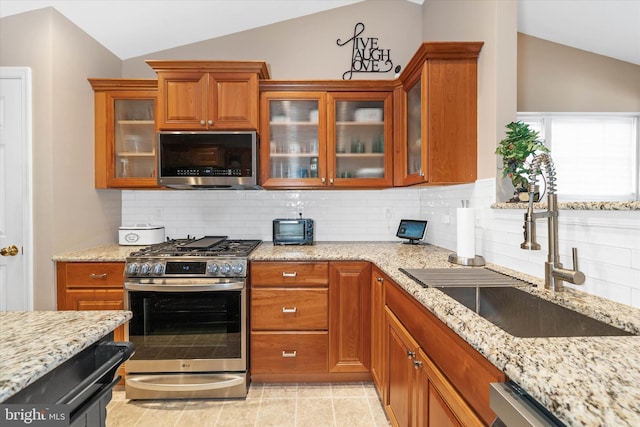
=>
[517,113,639,201]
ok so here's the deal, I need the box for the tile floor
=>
[106,382,391,427]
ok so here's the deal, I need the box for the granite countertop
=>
[0,310,132,402]
[52,244,146,262]
[54,242,640,426]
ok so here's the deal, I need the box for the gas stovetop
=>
[128,236,262,258]
[125,236,262,278]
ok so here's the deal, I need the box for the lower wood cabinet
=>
[56,262,125,341]
[56,261,127,380]
[329,261,371,373]
[384,276,506,426]
[249,260,371,382]
[386,307,483,427]
[371,266,387,395]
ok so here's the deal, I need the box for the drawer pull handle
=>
[282,272,297,277]
[282,351,297,358]
[89,273,108,279]
[282,307,297,313]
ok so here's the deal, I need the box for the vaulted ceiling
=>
[1,0,638,64]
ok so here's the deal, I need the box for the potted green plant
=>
[495,121,549,201]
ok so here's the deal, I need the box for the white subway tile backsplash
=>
[122,179,640,308]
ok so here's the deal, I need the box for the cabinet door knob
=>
[200,120,206,126]
[329,178,334,185]
[282,307,297,313]
[321,177,326,183]
[413,360,423,369]
[281,350,297,358]
[376,277,384,283]
[407,350,416,359]
[207,120,213,125]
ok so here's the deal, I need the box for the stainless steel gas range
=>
[123,236,261,400]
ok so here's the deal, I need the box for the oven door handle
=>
[124,281,245,292]
[126,375,244,392]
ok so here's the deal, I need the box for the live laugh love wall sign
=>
[337,22,400,80]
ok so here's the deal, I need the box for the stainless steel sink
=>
[401,268,633,338]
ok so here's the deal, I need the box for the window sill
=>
[491,201,640,211]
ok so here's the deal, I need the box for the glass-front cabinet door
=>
[327,92,393,188]
[405,77,424,181]
[89,79,158,188]
[114,99,156,182]
[260,92,327,188]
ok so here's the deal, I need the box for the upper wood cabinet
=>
[394,42,484,186]
[89,79,158,188]
[147,60,270,131]
[259,81,394,189]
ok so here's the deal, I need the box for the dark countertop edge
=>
[0,310,132,402]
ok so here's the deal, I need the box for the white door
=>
[0,67,32,311]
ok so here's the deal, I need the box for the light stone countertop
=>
[53,242,640,426]
[0,310,132,402]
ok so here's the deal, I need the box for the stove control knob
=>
[152,263,164,275]
[232,263,244,275]
[208,263,220,275]
[140,263,152,275]
[220,263,232,275]
[126,263,140,276]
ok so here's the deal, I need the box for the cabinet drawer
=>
[250,331,328,373]
[60,262,125,288]
[251,288,328,330]
[251,262,328,287]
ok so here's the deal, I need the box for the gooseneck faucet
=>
[520,153,585,292]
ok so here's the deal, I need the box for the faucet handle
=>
[553,247,586,286]
[572,247,580,272]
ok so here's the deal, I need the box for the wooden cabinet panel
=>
[251,288,328,330]
[148,61,268,131]
[395,42,483,186]
[64,289,125,342]
[250,261,328,286]
[61,262,126,288]
[386,307,419,427]
[250,331,328,373]
[416,348,482,427]
[212,73,260,127]
[371,266,387,395]
[161,72,208,127]
[385,276,504,426]
[328,261,371,373]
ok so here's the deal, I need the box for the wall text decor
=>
[337,22,400,80]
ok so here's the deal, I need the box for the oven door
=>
[124,280,246,374]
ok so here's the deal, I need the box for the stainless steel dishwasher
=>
[490,382,566,427]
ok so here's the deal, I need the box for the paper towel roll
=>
[456,208,475,259]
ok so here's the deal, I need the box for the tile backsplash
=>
[122,178,640,308]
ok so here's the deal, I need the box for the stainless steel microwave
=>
[157,131,259,189]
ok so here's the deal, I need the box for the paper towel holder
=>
[448,253,486,266]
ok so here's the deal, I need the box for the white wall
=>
[122,181,640,309]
